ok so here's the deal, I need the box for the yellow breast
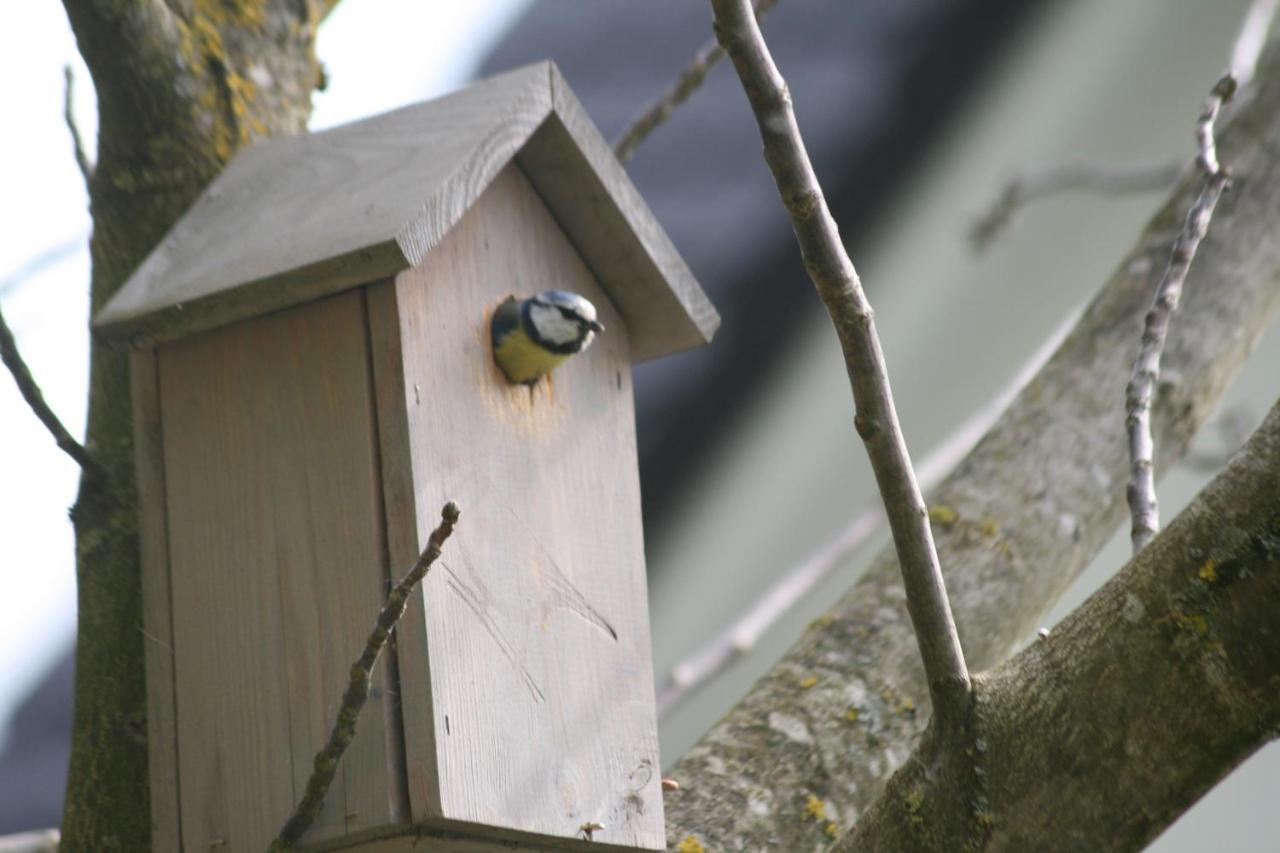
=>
[494,326,570,384]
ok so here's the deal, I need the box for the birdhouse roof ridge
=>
[94,61,718,362]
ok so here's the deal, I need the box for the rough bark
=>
[57,1,329,847]
[843,397,1280,851]
[665,20,1280,853]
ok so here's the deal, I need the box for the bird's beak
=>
[587,319,605,334]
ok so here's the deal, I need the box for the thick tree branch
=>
[666,20,1280,852]
[272,503,459,851]
[613,0,778,163]
[0,303,104,482]
[709,0,971,732]
[1127,75,1236,553]
[843,397,1280,851]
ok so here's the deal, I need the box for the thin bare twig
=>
[660,511,878,719]
[613,0,778,163]
[0,238,85,299]
[710,0,970,728]
[0,302,105,483]
[270,501,460,851]
[63,65,93,185]
[656,307,1078,718]
[1126,75,1236,554]
[971,0,1278,253]
[0,829,60,852]
[969,160,1182,252]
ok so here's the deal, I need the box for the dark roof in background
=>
[0,653,71,834]
[480,0,1056,543]
[0,0,1055,833]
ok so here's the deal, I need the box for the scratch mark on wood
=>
[443,563,546,703]
[541,561,618,641]
[500,499,619,642]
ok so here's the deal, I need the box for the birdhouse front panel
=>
[367,162,665,849]
[148,288,399,850]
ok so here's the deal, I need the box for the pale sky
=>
[0,0,529,744]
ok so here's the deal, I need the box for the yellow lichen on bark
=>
[804,793,827,820]
[675,835,706,853]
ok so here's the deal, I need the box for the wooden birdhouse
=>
[95,62,718,852]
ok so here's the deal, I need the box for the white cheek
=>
[529,304,581,345]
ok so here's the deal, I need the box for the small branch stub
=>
[270,501,460,850]
[63,65,93,186]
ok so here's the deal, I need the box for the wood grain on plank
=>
[158,290,395,850]
[382,162,665,850]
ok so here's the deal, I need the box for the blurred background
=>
[2,0,1277,847]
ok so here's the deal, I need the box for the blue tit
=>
[490,290,605,385]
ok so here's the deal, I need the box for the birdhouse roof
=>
[93,62,718,362]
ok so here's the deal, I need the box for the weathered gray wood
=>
[94,63,718,362]
[363,280,421,827]
[371,163,665,850]
[518,67,719,362]
[130,348,182,852]
[158,290,397,850]
[94,64,549,346]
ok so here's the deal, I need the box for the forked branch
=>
[842,396,1280,851]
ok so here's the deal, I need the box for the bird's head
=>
[524,290,605,354]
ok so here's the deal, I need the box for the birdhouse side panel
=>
[372,163,664,849]
[156,289,400,850]
[132,348,182,852]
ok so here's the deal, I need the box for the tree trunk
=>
[57,1,330,846]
